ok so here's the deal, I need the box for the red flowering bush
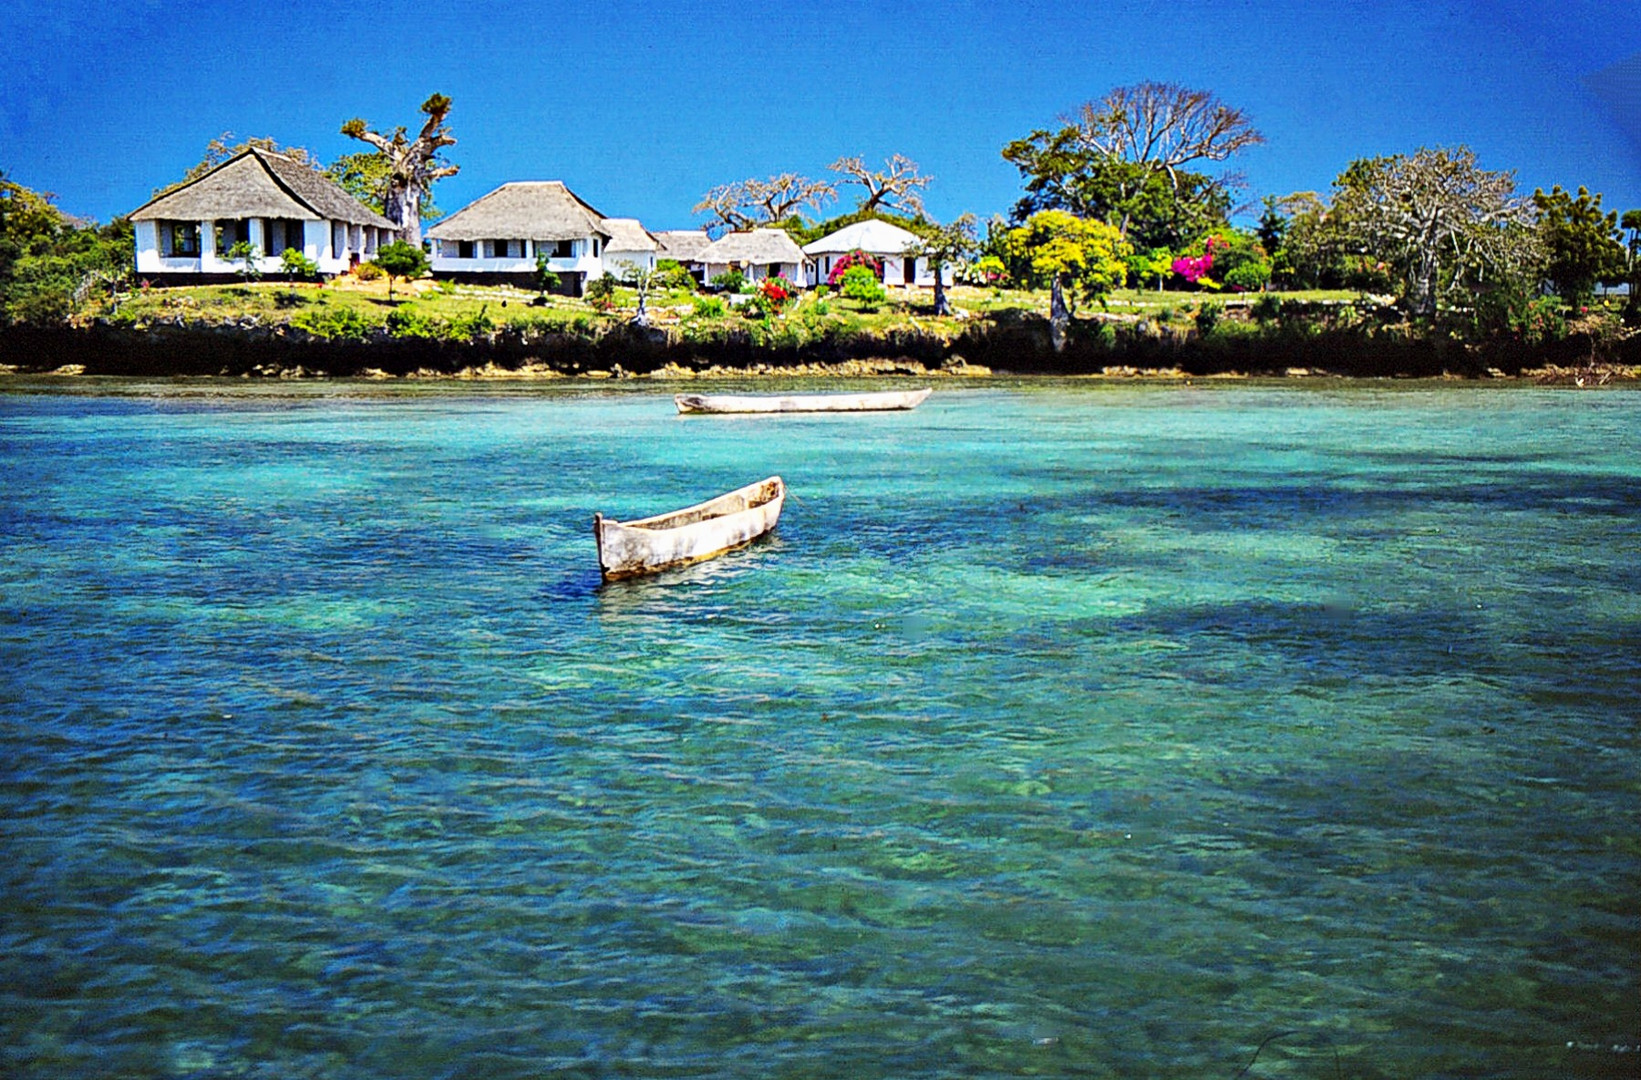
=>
[758,276,792,311]
[827,249,881,286]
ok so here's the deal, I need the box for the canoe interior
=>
[621,476,784,530]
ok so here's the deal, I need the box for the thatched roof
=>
[802,218,921,256]
[601,217,660,253]
[702,228,807,265]
[131,149,394,228]
[654,230,712,262]
[426,182,611,242]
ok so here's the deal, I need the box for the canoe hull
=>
[674,388,931,414]
[595,476,785,581]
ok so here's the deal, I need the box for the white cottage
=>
[700,228,808,286]
[803,218,952,288]
[129,148,398,282]
[653,230,713,284]
[600,218,662,280]
[426,182,613,295]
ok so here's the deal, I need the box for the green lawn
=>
[98,278,1374,339]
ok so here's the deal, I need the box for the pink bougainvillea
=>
[827,249,881,286]
[1172,236,1228,284]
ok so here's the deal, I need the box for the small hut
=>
[700,228,809,286]
[802,218,951,288]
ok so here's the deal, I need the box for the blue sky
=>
[5,0,1638,229]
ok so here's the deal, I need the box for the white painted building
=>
[129,148,397,281]
[802,218,952,289]
[653,230,712,284]
[426,182,615,295]
[600,218,662,281]
[700,228,809,286]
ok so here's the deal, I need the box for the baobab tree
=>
[693,174,835,235]
[829,154,933,217]
[340,93,459,247]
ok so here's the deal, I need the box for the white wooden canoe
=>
[674,388,931,414]
[594,476,785,581]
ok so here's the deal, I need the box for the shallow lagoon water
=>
[1,381,1637,1079]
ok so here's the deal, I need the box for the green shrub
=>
[385,304,448,339]
[293,303,375,341]
[449,304,495,339]
[1156,306,1174,323]
[279,248,320,280]
[585,273,618,311]
[354,261,384,281]
[691,295,726,318]
[1224,261,1271,292]
[1194,301,1224,335]
[708,270,745,293]
[655,259,695,291]
[839,264,886,309]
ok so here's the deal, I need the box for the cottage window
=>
[551,239,575,259]
[458,240,475,259]
[160,221,200,258]
[215,219,251,254]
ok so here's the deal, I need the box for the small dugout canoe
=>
[674,388,931,414]
[593,476,785,581]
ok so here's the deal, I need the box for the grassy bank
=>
[2,278,1636,383]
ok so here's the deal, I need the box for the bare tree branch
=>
[693,174,834,235]
[829,154,934,217]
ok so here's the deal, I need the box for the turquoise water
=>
[2,381,1637,1079]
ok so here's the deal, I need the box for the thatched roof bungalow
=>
[801,218,950,288]
[427,181,615,293]
[129,148,397,281]
[600,218,662,279]
[700,228,809,286]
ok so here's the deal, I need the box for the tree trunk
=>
[932,260,950,316]
[1050,274,1070,352]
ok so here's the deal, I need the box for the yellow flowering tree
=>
[1001,210,1131,350]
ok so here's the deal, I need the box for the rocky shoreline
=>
[1,318,1637,383]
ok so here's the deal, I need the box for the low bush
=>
[292,303,375,341]
[385,305,448,339]
[709,270,746,294]
[1194,301,1224,336]
[691,295,726,318]
[354,261,384,282]
[449,304,495,339]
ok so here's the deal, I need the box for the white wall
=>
[430,236,603,278]
[135,217,357,276]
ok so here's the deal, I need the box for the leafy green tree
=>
[225,240,261,284]
[341,93,460,245]
[1532,186,1626,307]
[905,214,978,315]
[1000,210,1132,350]
[372,240,429,301]
[1623,209,1641,325]
[1331,146,1537,317]
[1002,82,1258,250]
[534,251,561,300]
[1126,246,1174,291]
